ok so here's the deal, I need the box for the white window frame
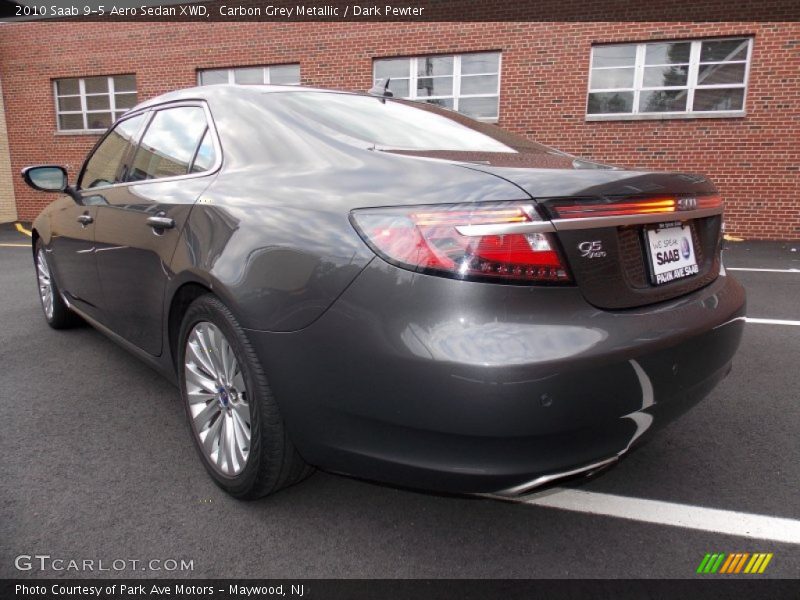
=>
[586,37,753,121]
[197,64,301,86]
[54,75,137,133]
[373,53,502,122]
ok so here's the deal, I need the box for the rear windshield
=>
[262,91,554,154]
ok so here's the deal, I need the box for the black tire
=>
[34,238,79,329]
[177,294,313,499]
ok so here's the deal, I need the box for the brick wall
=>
[0,78,18,223]
[0,20,798,239]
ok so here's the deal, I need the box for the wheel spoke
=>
[195,325,221,381]
[202,414,222,458]
[218,413,231,473]
[203,324,226,383]
[185,362,218,394]
[219,336,235,386]
[186,388,215,404]
[187,335,216,380]
[231,408,250,441]
[225,415,238,473]
[191,400,220,431]
[232,401,250,428]
[230,409,251,466]
[229,414,247,471]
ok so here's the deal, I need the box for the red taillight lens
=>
[350,202,570,284]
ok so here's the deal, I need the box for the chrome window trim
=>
[76,100,223,193]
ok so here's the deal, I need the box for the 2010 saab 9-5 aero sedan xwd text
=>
[23,84,745,498]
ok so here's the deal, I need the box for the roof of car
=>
[133,83,356,111]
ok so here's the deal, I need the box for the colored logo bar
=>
[696,553,773,574]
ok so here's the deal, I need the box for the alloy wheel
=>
[36,249,54,320]
[184,321,251,476]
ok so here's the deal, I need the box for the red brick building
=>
[0,18,798,239]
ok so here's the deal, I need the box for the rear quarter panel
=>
[170,155,524,332]
[170,91,528,331]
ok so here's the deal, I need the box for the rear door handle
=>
[77,214,94,226]
[145,216,175,230]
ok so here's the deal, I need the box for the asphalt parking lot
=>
[0,223,798,579]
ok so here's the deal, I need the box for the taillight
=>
[350,202,570,284]
[550,194,723,219]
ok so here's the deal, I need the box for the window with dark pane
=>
[592,45,636,68]
[587,38,750,117]
[54,74,137,132]
[694,38,749,112]
[197,64,300,86]
[269,64,300,85]
[234,67,265,85]
[639,90,688,113]
[199,69,229,85]
[587,92,634,114]
[373,52,501,121]
[693,88,745,111]
[700,39,749,62]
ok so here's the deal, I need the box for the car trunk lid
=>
[460,164,724,310]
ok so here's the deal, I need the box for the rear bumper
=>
[247,259,746,494]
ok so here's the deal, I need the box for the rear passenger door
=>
[92,103,220,355]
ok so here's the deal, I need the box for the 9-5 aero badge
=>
[578,240,607,258]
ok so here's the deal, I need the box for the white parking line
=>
[728,267,799,273]
[746,317,800,326]
[502,488,800,544]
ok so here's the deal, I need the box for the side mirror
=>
[21,165,68,192]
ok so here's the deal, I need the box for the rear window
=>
[265,91,548,153]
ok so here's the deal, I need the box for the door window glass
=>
[191,129,217,173]
[129,106,208,181]
[80,113,145,189]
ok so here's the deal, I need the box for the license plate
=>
[645,222,698,285]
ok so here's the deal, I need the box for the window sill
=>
[54,130,105,136]
[585,111,746,122]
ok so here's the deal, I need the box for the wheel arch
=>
[167,281,215,370]
[30,211,52,252]
[30,228,40,259]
